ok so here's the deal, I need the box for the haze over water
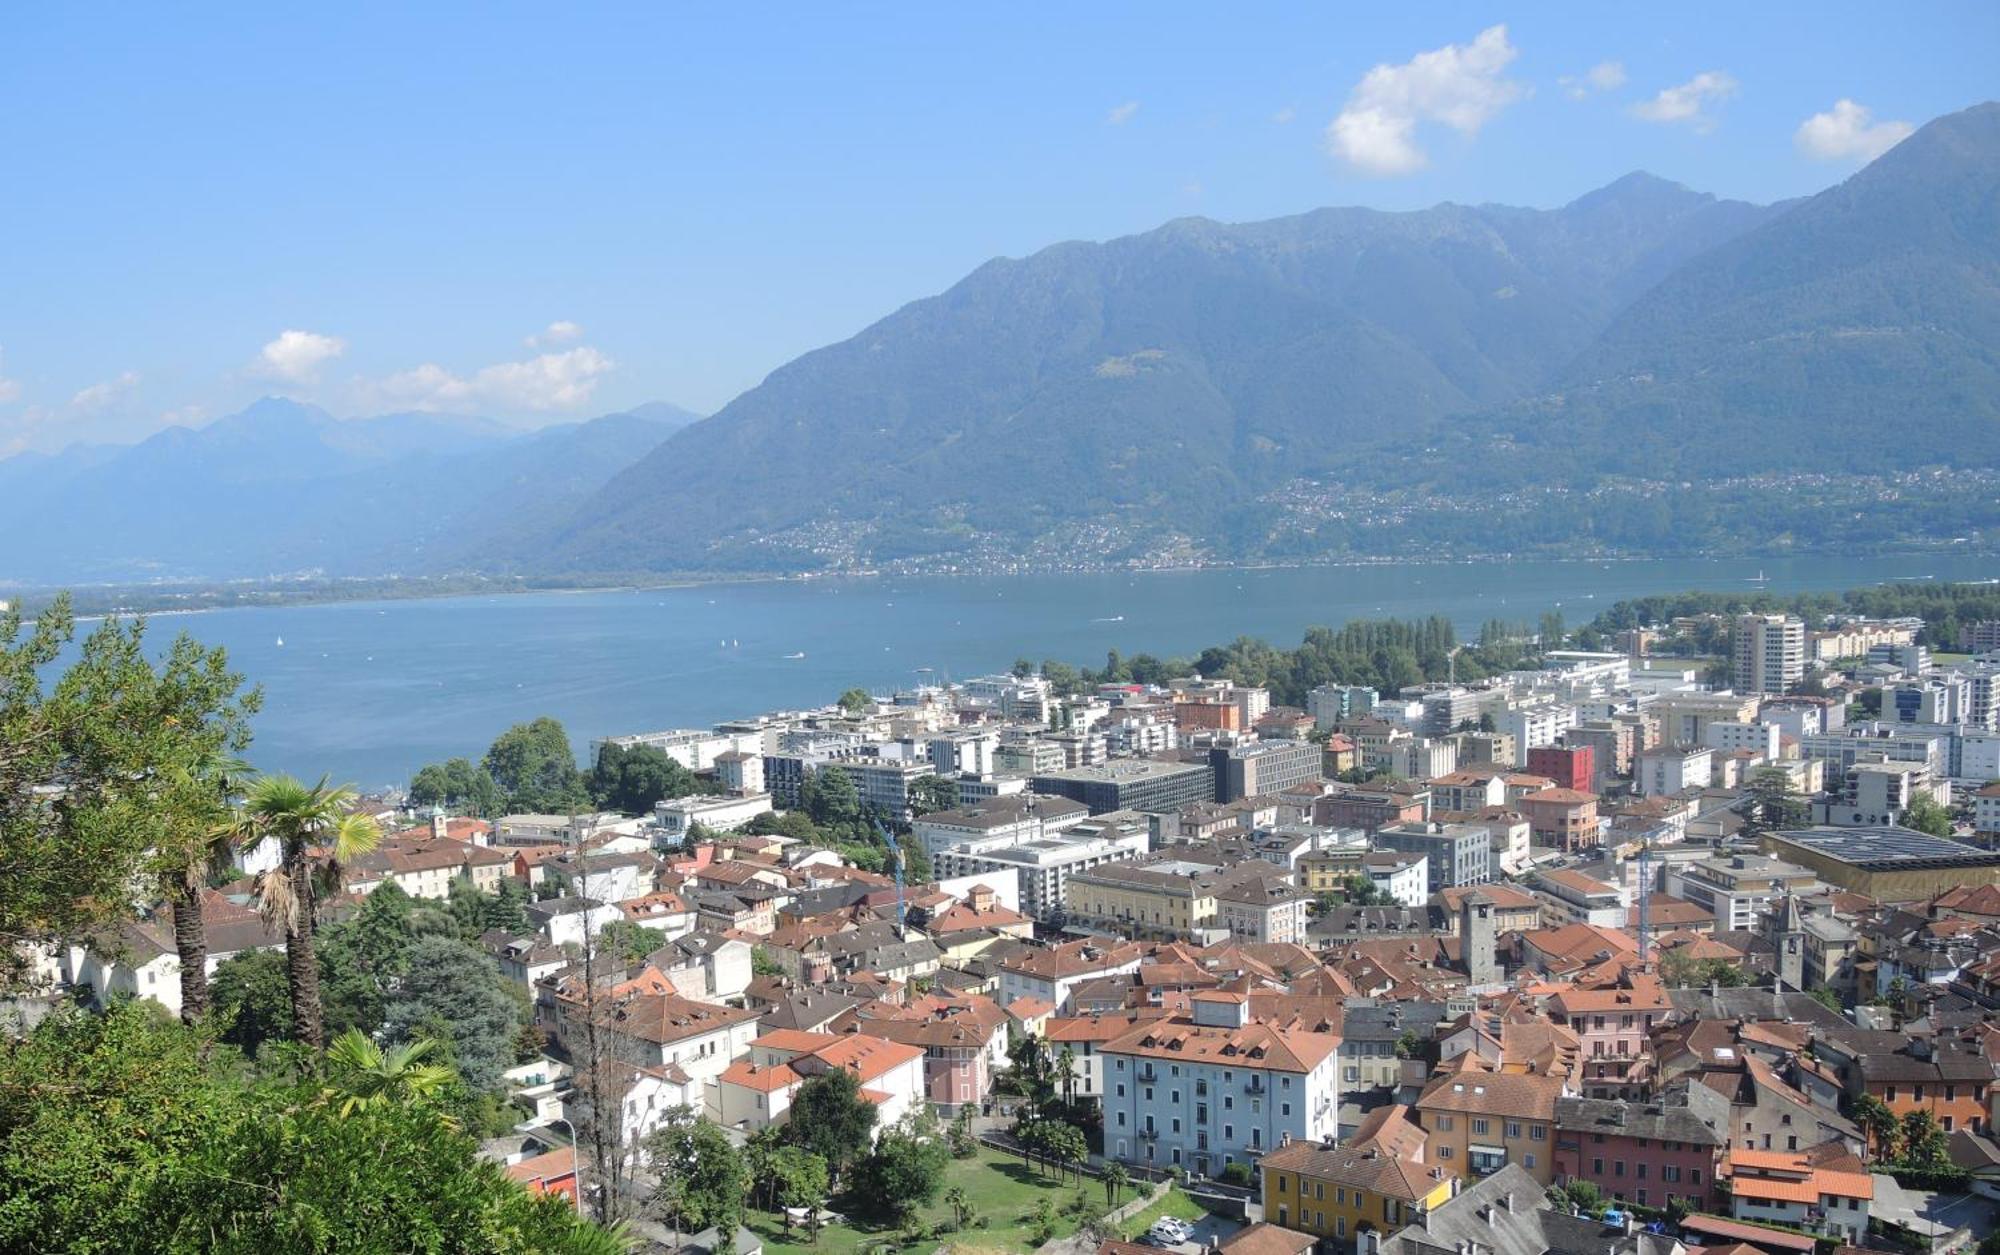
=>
[165,556,1998,788]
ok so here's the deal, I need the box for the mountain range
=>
[0,399,697,583]
[7,101,1997,585]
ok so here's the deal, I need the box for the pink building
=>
[1553,1085,1729,1211]
[1544,973,1673,1098]
[857,993,1010,1114]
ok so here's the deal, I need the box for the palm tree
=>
[154,753,249,1023]
[1103,1162,1130,1207]
[240,774,380,1049]
[944,1185,972,1229]
[1058,1044,1078,1107]
[321,1028,456,1116]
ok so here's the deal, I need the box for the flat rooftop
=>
[1033,759,1207,783]
[1771,825,2000,870]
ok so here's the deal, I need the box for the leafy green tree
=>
[802,765,862,830]
[1901,1109,1951,1168]
[210,947,295,1057]
[851,1114,949,1221]
[1903,794,1954,838]
[589,742,697,815]
[1746,767,1810,832]
[1809,986,1844,1013]
[408,757,503,816]
[483,717,591,814]
[645,1108,749,1240]
[383,935,523,1092]
[837,688,872,713]
[237,775,382,1049]
[0,596,259,990]
[909,774,961,818]
[783,1069,877,1181]
[751,946,785,977]
[0,1000,615,1253]
[770,1146,829,1231]
[596,919,659,965]
[1853,1093,1901,1160]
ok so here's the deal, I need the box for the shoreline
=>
[11,543,1997,621]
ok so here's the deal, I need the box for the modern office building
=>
[1374,821,1492,889]
[1209,740,1323,803]
[1030,758,1214,815]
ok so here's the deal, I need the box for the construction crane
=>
[876,818,907,935]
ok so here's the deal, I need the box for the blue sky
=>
[1,3,1994,453]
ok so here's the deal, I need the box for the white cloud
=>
[257,329,347,383]
[1272,105,1297,125]
[1795,98,1913,162]
[1561,60,1627,100]
[1326,24,1525,176]
[1106,101,1140,126]
[70,371,139,414]
[378,346,614,413]
[525,319,584,348]
[1632,71,1738,130]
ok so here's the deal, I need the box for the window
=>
[1437,1116,1454,1131]
[1524,1153,1536,1170]
[1531,1125,1547,1141]
[1278,1178,1289,1194]
[1282,1103,1292,1117]
[1636,1163,1647,1180]
[1440,1146,1453,1159]
[1117,1113,1127,1127]
[1117,1084,1126,1098]
[1592,1158,1603,1174]
[1472,1119,1489,1136]
[1507,1122,1522,1139]
[1336,1188,1346,1205]
[1692,1169,1703,1185]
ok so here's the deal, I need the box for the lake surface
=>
[124,555,1998,788]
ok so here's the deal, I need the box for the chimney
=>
[1500,1192,1513,1214]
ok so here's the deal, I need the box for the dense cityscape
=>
[13,586,2000,1253]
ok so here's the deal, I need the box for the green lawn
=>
[1118,1187,1208,1241]
[745,1146,1108,1255]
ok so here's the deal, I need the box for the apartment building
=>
[1732,614,1805,695]
[1414,1071,1565,1185]
[931,827,1144,920]
[1100,993,1342,1175]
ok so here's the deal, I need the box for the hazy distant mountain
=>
[529,169,1785,573]
[0,399,686,583]
[1483,101,2000,477]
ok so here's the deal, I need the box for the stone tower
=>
[1461,890,1498,986]
[1769,893,1806,991]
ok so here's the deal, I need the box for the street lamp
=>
[538,1116,586,1215]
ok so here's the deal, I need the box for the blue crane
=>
[875,818,907,934]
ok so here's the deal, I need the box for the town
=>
[41,598,2000,1255]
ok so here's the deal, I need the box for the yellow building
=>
[1296,847,1367,895]
[1413,1069,1564,1185]
[1260,1139,1457,1248]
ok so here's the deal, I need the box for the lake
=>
[118,554,1998,788]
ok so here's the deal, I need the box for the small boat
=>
[731,639,739,647]
[1091,615,1124,623]
[784,651,806,660]
[275,637,284,646]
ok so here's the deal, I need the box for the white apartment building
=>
[911,793,1089,859]
[1733,614,1805,695]
[1362,850,1429,908]
[1703,721,1782,758]
[1496,703,1576,766]
[1100,993,1341,1176]
[1634,745,1714,796]
[653,793,773,840]
[595,728,764,771]
[932,829,1146,919]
